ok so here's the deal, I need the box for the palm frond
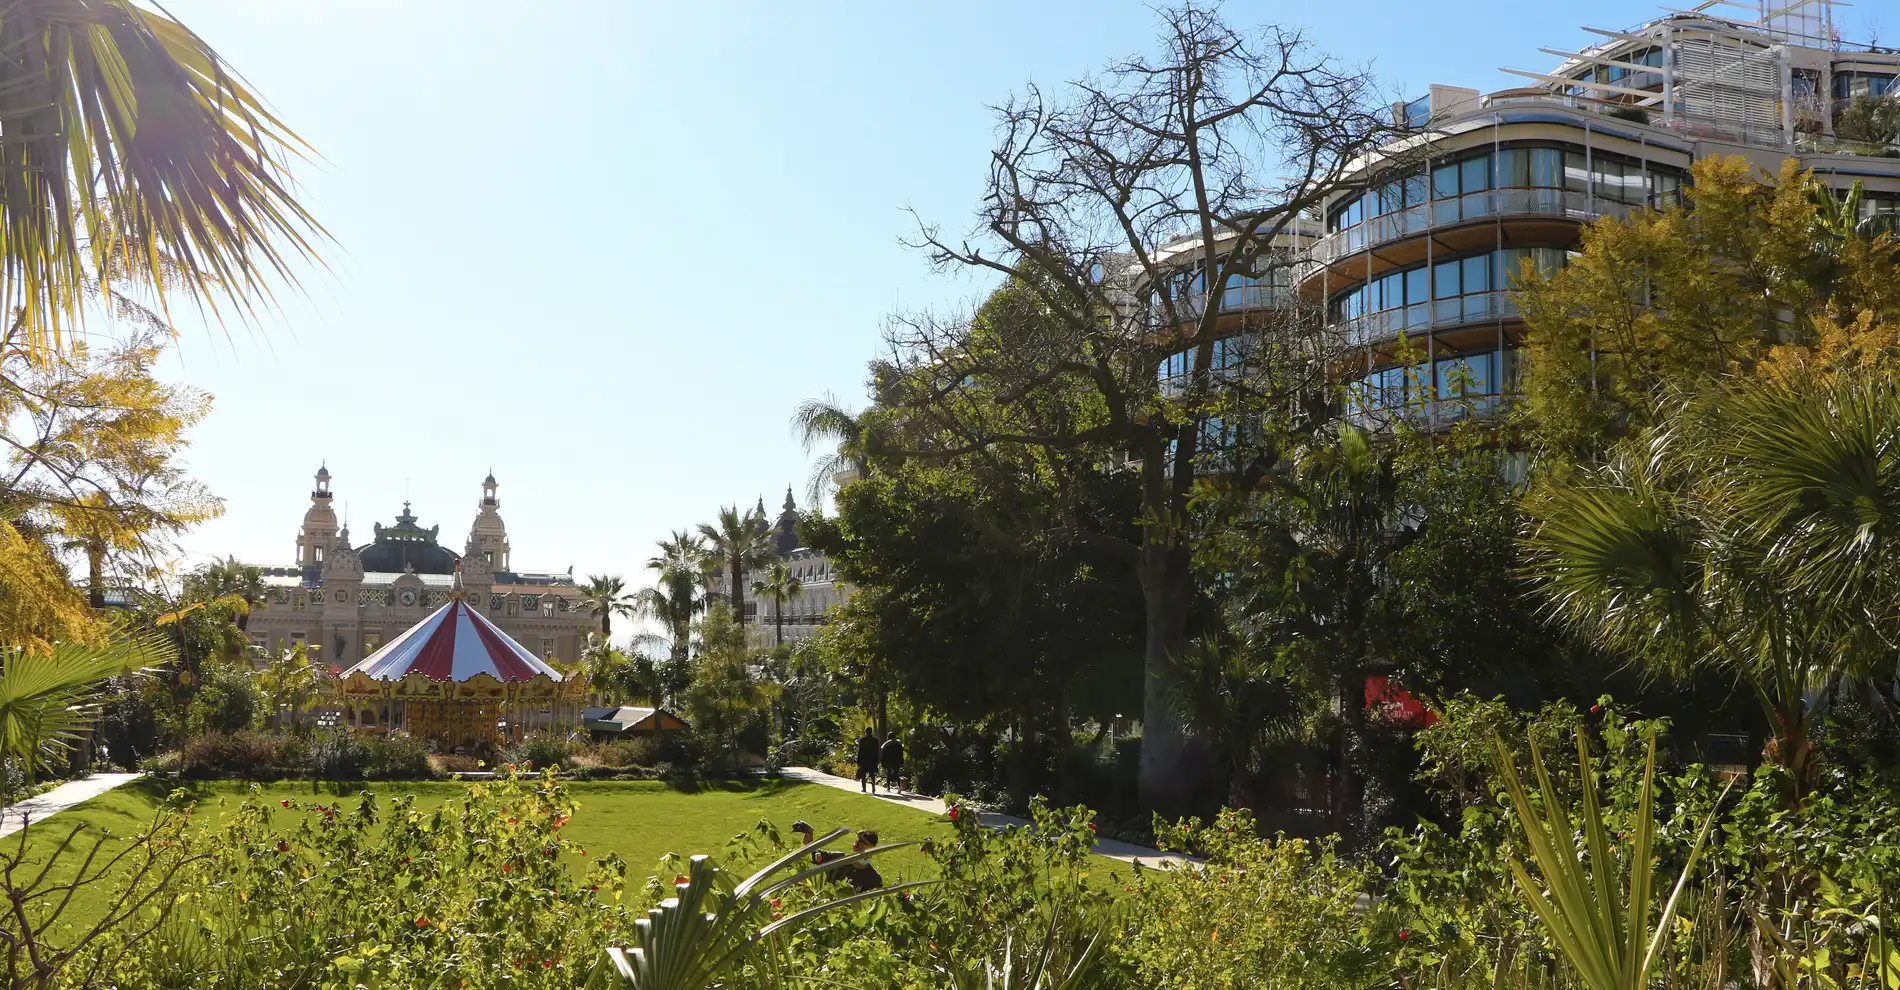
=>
[0,628,174,773]
[0,1,324,355]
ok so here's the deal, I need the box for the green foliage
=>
[505,731,578,773]
[0,629,173,779]
[1121,809,1392,989]
[1492,728,1722,990]
[73,772,637,988]
[1525,367,1900,792]
[1835,95,1900,147]
[1516,156,1900,464]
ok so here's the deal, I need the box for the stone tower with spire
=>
[467,471,511,573]
[296,464,340,571]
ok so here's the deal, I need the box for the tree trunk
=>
[86,542,105,610]
[730,560,746,627]
[774,598,783,648]
[1136,546,1204,819]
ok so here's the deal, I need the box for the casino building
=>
[243,466,594,669]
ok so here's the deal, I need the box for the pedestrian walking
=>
[879,734,905,793]
[855,730,880,794]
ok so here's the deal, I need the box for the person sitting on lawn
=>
[788,822,882,892]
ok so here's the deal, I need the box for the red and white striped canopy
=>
[342,599,564,683]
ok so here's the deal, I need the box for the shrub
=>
[1120,809,1392,989]
[429,753,483,776]
[305,731,371,780]
[575,737,657,769]
[363,735,434,780]
[501,731,574,772]
[180,731,286,779]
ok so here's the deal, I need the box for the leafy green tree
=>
[682,604,775,763]
[1516,156,1900,465]
[696,505,777,631]
[252,643,321,731]
[749,560,803,649]
[2,326,222,648]
[578,573,640,640]
[806,460,1144,801]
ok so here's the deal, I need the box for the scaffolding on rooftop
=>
[1497,0,1853,151]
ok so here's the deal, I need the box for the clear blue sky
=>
[157,0,1887,580]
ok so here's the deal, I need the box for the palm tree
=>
[649,530,705,573]
[0,1,322,357]
[578,574,640,640]
[1526,367,1900,797]
[749,560,804,649]
[696,505,777,630]
[195,558,266,633]
[636,561,707,701]
[793,395,873,505]
[0,629,174,780]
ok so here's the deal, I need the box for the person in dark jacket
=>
[879,734,905,793]
[855,731,881,794]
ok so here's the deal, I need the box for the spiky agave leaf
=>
[606,830,933,990]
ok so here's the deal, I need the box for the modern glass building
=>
[1299,1,1900,429]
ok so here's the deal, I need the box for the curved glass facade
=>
[1328,246,1568,344]
[1346,348,1518,419]
[1315,144,1685,262]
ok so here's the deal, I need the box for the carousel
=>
[334,588,586,750]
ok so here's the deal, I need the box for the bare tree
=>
[886,3,1393,812]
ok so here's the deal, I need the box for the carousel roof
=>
[341,599,564,683]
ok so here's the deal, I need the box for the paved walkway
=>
[0,773,143,840]
[780,766,1194,869]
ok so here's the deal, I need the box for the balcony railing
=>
[1337,290,1519,347]
[1314,189,1634,266]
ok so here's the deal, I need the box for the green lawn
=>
[4,777,1128,925]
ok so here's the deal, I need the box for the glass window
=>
[1403,173,1428,208]
[1433,163,1460,200]
[1531,148,1561,188]
[1404,267,1429,305]
[1433,260,1460,299]
[1461,155,1490,193]
[1563,151,1590,194]
[1461,254,1490,294]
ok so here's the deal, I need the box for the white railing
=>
[1337,291,1519,347]
[1314,189,1634,265]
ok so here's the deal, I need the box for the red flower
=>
[588,884,599,892]
[947,806,961,822]
[1399,929,1411,940]
[277,841,289,853]
[770,898,782,909]
[542,960,554,969]
[674,874,690,887]
[1591,704,1603,713]
[502,862,513,873]
[279,800,291,808]
[1086,823,1097,832]
[416,916,431,927]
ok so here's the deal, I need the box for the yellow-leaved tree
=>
[1515,155,1900,465]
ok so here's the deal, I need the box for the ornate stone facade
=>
[244,467,594,669]
[706,488,850,647]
